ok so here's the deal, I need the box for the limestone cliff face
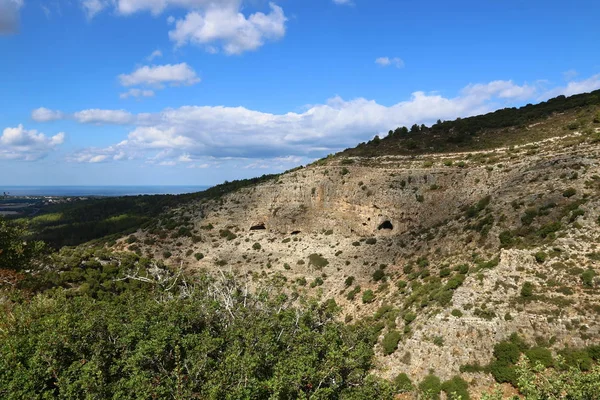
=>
[124,131,600,384]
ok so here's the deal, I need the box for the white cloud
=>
[120,88,156,99]
[31,107,65,122]
[60,79,538,164]
[119,63,200,87]
[116,0,240,16]
[168,3,287,55]
[375,57,404,68]
[0,0,24,34]
[461,80,536,100]
[81,0,109,19]
[540,74,600,99]
[74,109,135,124]
[147,49,162,61]
[332,0,352,4]
[0,124,65,161]
[80,1,288,54]
[41,74,600,166]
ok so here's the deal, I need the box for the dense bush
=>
[418,375,442,400]
[0,260,395,399]
[441,376,470,400]
[362,289,375,304]
[381,330,401,355]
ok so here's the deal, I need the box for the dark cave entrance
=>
[250,223,266,231]
[378,221,394,230]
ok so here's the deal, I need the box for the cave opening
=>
[250,223,266,231]
[378,220,394,230]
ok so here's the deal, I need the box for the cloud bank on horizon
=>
[24,74,600,167]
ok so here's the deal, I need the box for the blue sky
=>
[1,0,600,186]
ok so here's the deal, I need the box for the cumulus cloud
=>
[38,74,600,166]
[461,80,536,101]
[375,57,404,68]
[80,0,287,55]
[0,124,65,161]
[74,109,135,124]
[0,0,24,34]
[31,107,65,122]
[119,63,200,87]
[168,3,287,54]
[540,74,600,99]
[55,78,537,164]
[120,88,156,99]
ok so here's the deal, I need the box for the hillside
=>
[4,91,600,398]
[111,93,600,393]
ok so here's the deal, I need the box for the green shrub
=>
[451,309,463,318]
[194,253,204,261]
[219,229,237,241]
[560,349,593,371]
[345,276,355,287]
[372,269,385,282]
[581,269,596,287]
[362,289,375,304]
[521,281,534,297]
[490,361,517,386]
[494,342,521,364]
[534,251,547,263]
[308,253,329,269]
[252,242,261,250]
[525,347,554,368]
[162,251,172,259]
[418,375,442,400]
[365,238,377,245]
[403,312,416,325]
[563,188,577,198]
[393,373,413,392]
[346,285,361,300]
[381,330,401,355]
[441,376,470,400]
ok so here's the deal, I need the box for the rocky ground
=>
[116,123,600,391]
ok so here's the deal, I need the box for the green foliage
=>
[365,238,377,245]
[418,374,442,400]
[0,254,394,400]
[513,357,600,398]
[308,253,329,269]
[381,330,401,355]
[0,218,45,271]
[441,376,470,400]
[346,285,361,301]
[252,242,261,250]
[194,252,204,261]
[393,373,413,393]
[403,312,416,325]
[581,269,596,287]
[219,229,237,241]
[524,347,554,368]
[362,289,375,304]
[534,251,547,263]
[563,187,577,198]
[494,342,521,364]
[372,269,385,282]
[451,309,463,318]
[521,281,534,297]
[345,276,355,287]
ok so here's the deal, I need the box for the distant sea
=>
[1,186,210,197]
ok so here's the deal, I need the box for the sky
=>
[1,0,600,186]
